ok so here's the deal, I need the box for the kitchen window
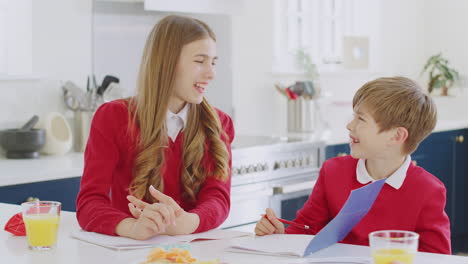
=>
[273,0,354,73]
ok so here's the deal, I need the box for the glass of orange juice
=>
[21,201,61,250]
[369,230,419,264]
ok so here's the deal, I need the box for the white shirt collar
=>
[356,155,411,189]
[166,104,190,141]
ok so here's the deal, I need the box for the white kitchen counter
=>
[0,119,467,187]
[0,202,466,264]
[0,152,84,187]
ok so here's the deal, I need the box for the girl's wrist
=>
[165,212,200,235]
[115,217,137,238]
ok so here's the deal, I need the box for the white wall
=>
[0,0,92,129]
[231,0,468,137]
[423,0,468,120]
[231,0,276,136]
[93,2,233,115]
[1,0,467,135]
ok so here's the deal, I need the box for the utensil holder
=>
[74,110,94,152]
[287,97,317,133]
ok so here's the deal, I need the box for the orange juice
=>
[372,248,415,264]
[23,214,60,247]
[372,248,414,264]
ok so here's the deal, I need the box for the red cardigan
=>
[76,100,234,235]
[286,155,451,254]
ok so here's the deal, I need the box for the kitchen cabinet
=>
[325,128,468,253]
[95,0,143,2]
[0,0,32,76]
[0,177,81,212]
[325,143,350,160]
[413,128,468,253]
[144,0,242,15]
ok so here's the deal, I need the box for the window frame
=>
[273,0,355,74]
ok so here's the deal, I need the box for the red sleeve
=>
[416,181,452,254]
[76,102,131,235]
[285,161,332,235]
[190,113,235,233]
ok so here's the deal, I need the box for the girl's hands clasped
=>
[254,208,285,236]
[125,185,184,240]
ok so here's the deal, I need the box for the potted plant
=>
[421,53,459,96]
[274,48,320,100]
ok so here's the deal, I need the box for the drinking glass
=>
[369,230,419,264]
[21,201,61,250]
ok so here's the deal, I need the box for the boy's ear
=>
[391,127,409,144]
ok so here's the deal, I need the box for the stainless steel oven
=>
[270,174,317,221]
[219,135,325,232]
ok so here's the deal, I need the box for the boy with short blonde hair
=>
[255,77,451,254]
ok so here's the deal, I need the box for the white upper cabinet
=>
[95,0,143,2]
[0,0,32,77]
[144,0,242,15]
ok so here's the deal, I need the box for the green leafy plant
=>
[421,53,459,96]
[296,48,319,80]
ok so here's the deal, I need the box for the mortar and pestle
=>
[0,115,46,159]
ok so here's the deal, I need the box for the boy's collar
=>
[356,155,412,189]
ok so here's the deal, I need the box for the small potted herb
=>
[421,53,459,96]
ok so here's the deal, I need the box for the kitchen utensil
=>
[0,128,45,159]
[20,115,39,131]
[97,75,119,96]
[37,112,72,155]
[102,82,124,102]
[74,110,93,152]
[62,81,85,111]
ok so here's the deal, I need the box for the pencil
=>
[262,214,310,230]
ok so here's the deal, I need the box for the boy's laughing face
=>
[346,104,396,159]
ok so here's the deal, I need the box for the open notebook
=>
[71,229,250,250]
[229,235,370,263]
[229,179,386,257]
[229,234,313,257]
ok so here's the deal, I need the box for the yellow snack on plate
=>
[141,247,219,264]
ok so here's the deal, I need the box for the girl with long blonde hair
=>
[76,15,234,240]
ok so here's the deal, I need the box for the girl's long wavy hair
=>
[127,15,229,203]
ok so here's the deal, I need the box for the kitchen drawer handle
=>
[273,180,317,195]
[456,135,464,143]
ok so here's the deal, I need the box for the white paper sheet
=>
[228,234,313,257]
[71,228,250,250]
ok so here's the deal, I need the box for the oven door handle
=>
[273,180,317,195]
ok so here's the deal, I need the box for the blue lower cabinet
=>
[325,144,350,160]
[414,128,468,253]
[0,177,81,212]
[453,128,468,252]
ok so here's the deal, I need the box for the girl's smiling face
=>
[169,38,217,113]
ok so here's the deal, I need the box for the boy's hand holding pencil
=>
[255,208,285,236]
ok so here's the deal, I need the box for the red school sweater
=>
[76,100,235,235]
[286,155,451,254]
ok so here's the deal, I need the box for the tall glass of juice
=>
[21,201,61,250]
[369,230,419,264]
